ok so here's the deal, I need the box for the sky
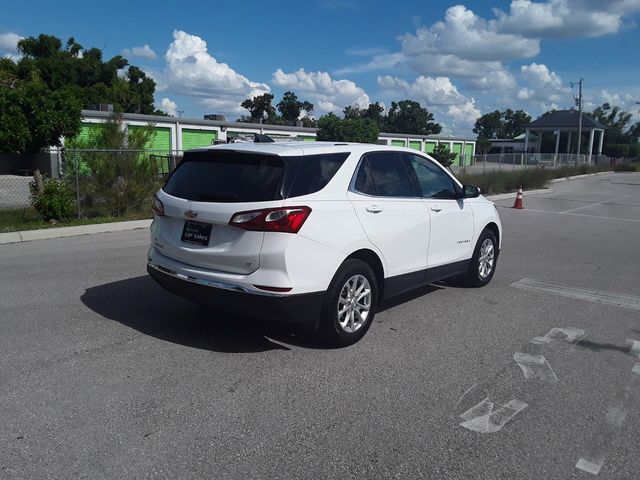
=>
[1,0,639,136]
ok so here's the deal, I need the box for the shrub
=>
[612,163,638,172]
[603,144,630,158]
[431,144,458,168]
[29,177,76,221]
[73,151,162,217]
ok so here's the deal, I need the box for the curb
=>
[0,219,152,245]
[550,171,613,183]
[486,188,550,201]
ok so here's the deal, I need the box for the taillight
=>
[229,206,311,233]
[152,194,165,216]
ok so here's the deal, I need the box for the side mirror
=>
[463,184,481,198]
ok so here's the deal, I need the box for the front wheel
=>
[319,259,378,347]
[462,229,498,287]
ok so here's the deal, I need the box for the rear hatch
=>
[153,149,287,274]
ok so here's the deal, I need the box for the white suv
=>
[148,142,501,346]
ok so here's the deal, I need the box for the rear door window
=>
[285,152,349,198]
[355,151,415,197]
[164,150,284,202]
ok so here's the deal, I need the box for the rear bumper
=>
[147,263,324,328]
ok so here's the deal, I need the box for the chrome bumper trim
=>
[147,262,286,298]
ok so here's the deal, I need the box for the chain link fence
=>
[463,153,616,174]
[62,149,181,219]
[0,149,182,231]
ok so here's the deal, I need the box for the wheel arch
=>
[483,222,501,249]
[345,249,385,302]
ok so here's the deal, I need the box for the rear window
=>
[164,150,285,202]
[163,150,349,202]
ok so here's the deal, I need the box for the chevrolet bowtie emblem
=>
[184,210,198,219]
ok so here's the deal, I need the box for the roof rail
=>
[253,133,275,143]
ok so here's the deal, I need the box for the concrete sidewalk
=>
[0,171,614,245]
[0,219,152,245]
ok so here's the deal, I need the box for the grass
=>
[0,207,152,233]
[457,165,612,195]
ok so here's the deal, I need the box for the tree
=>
[0,33,163,154]
[240,93,276,123]
[0,74,81,153]
[473,109,531,140]
[277,91,313,125]
[344,102,385,129]
[383,100,441,135]
[14,33,159,114]
[66,113,159,216]
[316,113,379,143]
[502,109,532,138]
[590,103,637,145]
[431,143,457,168]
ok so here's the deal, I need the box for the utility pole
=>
[575,78,583,166]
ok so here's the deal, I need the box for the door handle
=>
[365,205,383,213]
[430,206,442,213]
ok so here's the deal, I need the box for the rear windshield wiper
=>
[193,190,239,201]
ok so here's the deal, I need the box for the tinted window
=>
[354,158,376,195]
[286,152,349,198]
[365,152,414,197]
[164,150,284,202]
[406,154,459,199]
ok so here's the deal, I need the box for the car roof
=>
[189,141,431,157]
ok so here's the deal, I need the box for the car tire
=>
[462,229,498,287]
[319,259,378,347]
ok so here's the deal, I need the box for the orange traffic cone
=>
[513,186,524,209]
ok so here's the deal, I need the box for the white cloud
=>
[517,63,572,110]
[165,30,269,99]
[467,70,517,92]
[121,44,157,60]
[334,52,406,76]
[0,32,23,55]
[377,75,480,133]
[199,98,247,117]
[272,68,370,114]
[401,5,539,67]
[345,46,389,56]
[447,100,482,129]
[158,97,178,116]
[377,75,469,106]
[494,0,640,38]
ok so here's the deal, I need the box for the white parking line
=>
[496,206,640,223]
[513,352,559,383]
[511,278,640,311]
[459,397,528,434]
[533,327,587,345]
[628,339,640,357]
[576,457,605,475]
[558,195,629,214]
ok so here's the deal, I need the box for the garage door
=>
[182,129,218,150]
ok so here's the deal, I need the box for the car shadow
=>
[379,284,444,312]
[575,339,633,355]
[81,275,321,353]
[82,275,446,353]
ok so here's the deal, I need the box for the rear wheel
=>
[319,259,378,347]
[462,229,498,287]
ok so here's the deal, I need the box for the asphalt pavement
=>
[1,172,639,479]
